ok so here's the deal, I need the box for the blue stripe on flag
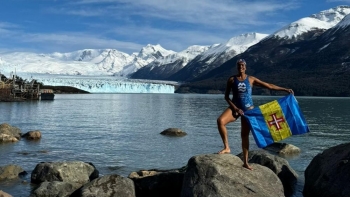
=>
[278,95,310,135]
[243,107,274,148]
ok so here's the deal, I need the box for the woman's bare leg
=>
[217,107,237,154]
[241,117,253,170]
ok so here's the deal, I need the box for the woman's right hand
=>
[235,107,244,115]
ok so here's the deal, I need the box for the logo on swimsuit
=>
[238,82,246,92]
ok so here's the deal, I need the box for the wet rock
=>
[304,142,350,197]
[0,123,22,143]
[30,181,76,197]
[31,161,99,185]
[76,174,135,197]
[160,128,187,137]
[0,164,27,181]
[181,154,284,197]
[264,143,301,155]
[22,130,41,140]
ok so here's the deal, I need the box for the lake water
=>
[1,94,350,197]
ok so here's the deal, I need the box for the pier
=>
[0,74,41,101]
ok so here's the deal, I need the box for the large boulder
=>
[0,164,27,181]
[303,142,350,197]
[238,150,298,197]
[181,154,284,197]
[0,123,22,142]
[31,161,99,187]
[30,181,76,197]
[75,174,135,197]
[128,167,186,197]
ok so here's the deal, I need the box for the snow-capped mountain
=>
[0,44,175,77]
[325,11,350,35]
[120,44,176,77]
[130,45,210,80]
[200,33,268,60]
[242,5,350,66]
[178,6,350,96]
[269,5,350,39]
[0,52,107,75]
[50,49,136,74]
[167,33,268,81]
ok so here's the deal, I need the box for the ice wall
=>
[33,75,176,93]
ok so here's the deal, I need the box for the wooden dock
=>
[0,74,40,102]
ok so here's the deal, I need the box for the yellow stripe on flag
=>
[259,100,292,142]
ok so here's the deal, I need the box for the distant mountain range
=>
[179,5,350,96]
[1,5,349,96]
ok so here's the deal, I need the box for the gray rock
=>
[31,161,99,185]
[160,128,187,137]
[77,174,135,197]
[264,143,301,155]
[128,167,186,197]
[181,154,284,197]
[303,142,350,197]
[0,164,27,181]
[30,181,76,197]
[0,123,22,142]
[237,150,298,197]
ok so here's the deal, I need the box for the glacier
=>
[20,74,176,93]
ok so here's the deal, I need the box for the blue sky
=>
[0,0,349,54]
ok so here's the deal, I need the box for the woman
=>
[217,59,293,170]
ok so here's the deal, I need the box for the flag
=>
[243,94,309,148]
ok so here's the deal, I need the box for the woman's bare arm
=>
[250,76,294,94]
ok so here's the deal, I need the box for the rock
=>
[128,167,186,197]
[128,170,159,178]
[31,161,99,185]
[0,123,22,143]
[264,143,301,155]
[181,154,284,197]
[0,190,13,197]
[303,142,350,197]
[160,128,187,137]
[30,181,76,197]
[76,174,135,197]
[238,150,298,197]
[22,130,41,140]
[0,164,27,181]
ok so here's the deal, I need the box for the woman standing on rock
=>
[217,59,293,170]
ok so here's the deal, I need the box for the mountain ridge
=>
[178,6,350,96]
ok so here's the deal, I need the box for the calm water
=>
[0,94,350,197]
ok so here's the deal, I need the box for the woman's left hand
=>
[286,89,294,94]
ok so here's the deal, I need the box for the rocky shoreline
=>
[1,123,350,197]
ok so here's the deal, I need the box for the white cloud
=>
[0,0,303,53]
[21,32,144,53]
[62,0,301,30]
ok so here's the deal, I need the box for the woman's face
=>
[237,63,246,73]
